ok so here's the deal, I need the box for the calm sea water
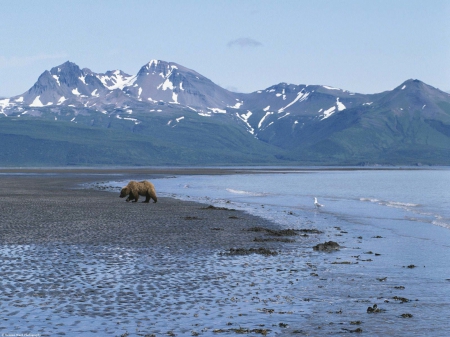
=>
[99,168,450,335]
[152,168,450,231]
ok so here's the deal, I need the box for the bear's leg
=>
[143,193,151,203]
[133,194,139,202]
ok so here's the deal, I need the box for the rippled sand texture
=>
[0,173,300,336]
[1,171,449,336]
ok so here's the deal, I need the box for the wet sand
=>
[0,171,278,249]
[1,168,447,336]
[0,169,298,336]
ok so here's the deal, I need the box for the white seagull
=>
[314,197,324,208]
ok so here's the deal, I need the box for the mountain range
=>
[1,60,449,166]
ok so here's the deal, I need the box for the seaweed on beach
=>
[299,228,323,234]
[213,327,271,335]
[367,304,385,313]
[247,227,322,237]
[393,296,410,303]
[223,247,278,256]
[342,327,363,333]
[253,237,295,243]
[202,205,236,211]
[313,241,341,252]
[183,216,201,220]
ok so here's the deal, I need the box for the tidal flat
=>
[0,168,449,336]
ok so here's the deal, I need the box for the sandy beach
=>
[0,170,279,249]
[1,168,448,337]
[0,169,300,336]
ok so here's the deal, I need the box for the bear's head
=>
[119,186,130,198]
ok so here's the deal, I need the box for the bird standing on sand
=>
[314,197,324,208]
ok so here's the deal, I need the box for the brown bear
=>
[119,180,158,203]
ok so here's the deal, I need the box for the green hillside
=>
[0,117,286,167]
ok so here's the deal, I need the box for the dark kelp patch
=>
[222,247,278,256]
[313,241,340,252]
[247,227,322,237]
[213,327,271,335]
[202,205,236,211]
[253,237,295,243]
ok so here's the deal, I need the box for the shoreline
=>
[0,171,321,337]
[0,172,285,250]
[0,165,442,177]
[1,170,449,336]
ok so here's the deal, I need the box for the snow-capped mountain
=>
[121,60,237,109]
[0,59,378,133]
[1,60,244,118]
[20,61,109,106]
[1,59,449,166]
[95,69,134,90]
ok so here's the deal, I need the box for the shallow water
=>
[105,168,450,335]
[2,169,450,336]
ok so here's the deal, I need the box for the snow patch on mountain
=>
[237,111,254,134]
[124,117,141,124]
[172,92,179,104]
[323,85,341,91]
[228,100,243,109]
[52,75,60,86]
[321,106,336,120]
[336,97,346,111]
[208,108,226,114]
[278,90,310,113]
[0,98,11,115]
[258,111,273,129]
[159,78,174,91]
[30,96,44,107]
[97,70,135,90]
[278,113,290,119]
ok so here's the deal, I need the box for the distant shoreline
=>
[0,165,442,177]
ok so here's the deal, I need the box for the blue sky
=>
[1,0,448,97]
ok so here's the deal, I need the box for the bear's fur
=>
[119,180,157,203]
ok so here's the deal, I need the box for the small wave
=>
[432,220,450,230]
[360,198,380,203]
[385,201,419,208]
[226,188,267,197]
[360,197,418,208]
